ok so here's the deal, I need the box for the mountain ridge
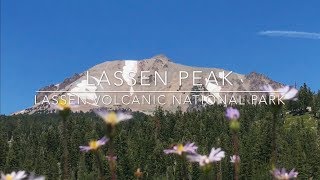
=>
[13,55,284,115]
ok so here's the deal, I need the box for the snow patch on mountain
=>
[122,60,138,95]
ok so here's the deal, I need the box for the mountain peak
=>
[246,71,276,81]
[246,71,266,78]
[16,57,282,115]
[150,54,171,62]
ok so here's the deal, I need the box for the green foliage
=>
[0,103,319,179]
[286,83,314,113]
[298,83,313,110]
[311,90,320,118]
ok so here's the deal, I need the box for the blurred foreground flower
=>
[1,171,26,180]
[52,97,79,179]
[263,85,298,100]
[226,107,241,180]
[95,110,132,126]
[230,155,240,163]
[187,147,225,166]
[271,168,298,180]
[226,107,240,131]
[263,85,298,170]
[51,97,79,119]
[79,136,108,152]
[94,110,131,180]
[51,97,78,111]
[226,107,240,120]
[164,142,198,155]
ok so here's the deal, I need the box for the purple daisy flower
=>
[0,171,26,180]
[79,136,108,152]
[226,107,240,120]
[94,110,132,126]
[164,142,198,155]
[187,147,225,166]
[271,168,298,179]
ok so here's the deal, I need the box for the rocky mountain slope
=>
[14,55,283,115]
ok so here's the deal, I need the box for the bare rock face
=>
[14,55,284,115]
[36,73,82,102]
[245,72,282,90]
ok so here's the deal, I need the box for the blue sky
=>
[1,0,319,114]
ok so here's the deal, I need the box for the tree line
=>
[0,84,319,179]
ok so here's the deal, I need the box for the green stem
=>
[95,151,105,180]
[108,134,117,180]
[233,131,240,180]
[181,155,188,180]
[217,162,222,180]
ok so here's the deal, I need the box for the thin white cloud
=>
[259,30,320,39]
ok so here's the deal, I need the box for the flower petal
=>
[283,88,298,100]
[79,146,91,152]
[15,171,27,179]
[97,136,109,146]
[163,149,176,154]
[209,148,225,162]
[94,109,109,119]
[117,112,132,122]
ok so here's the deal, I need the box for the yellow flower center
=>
[5,175,13,180]
[177,144,184,153]
[58,98,70,109]
[105,112,118,125]
[89,140,99,150]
